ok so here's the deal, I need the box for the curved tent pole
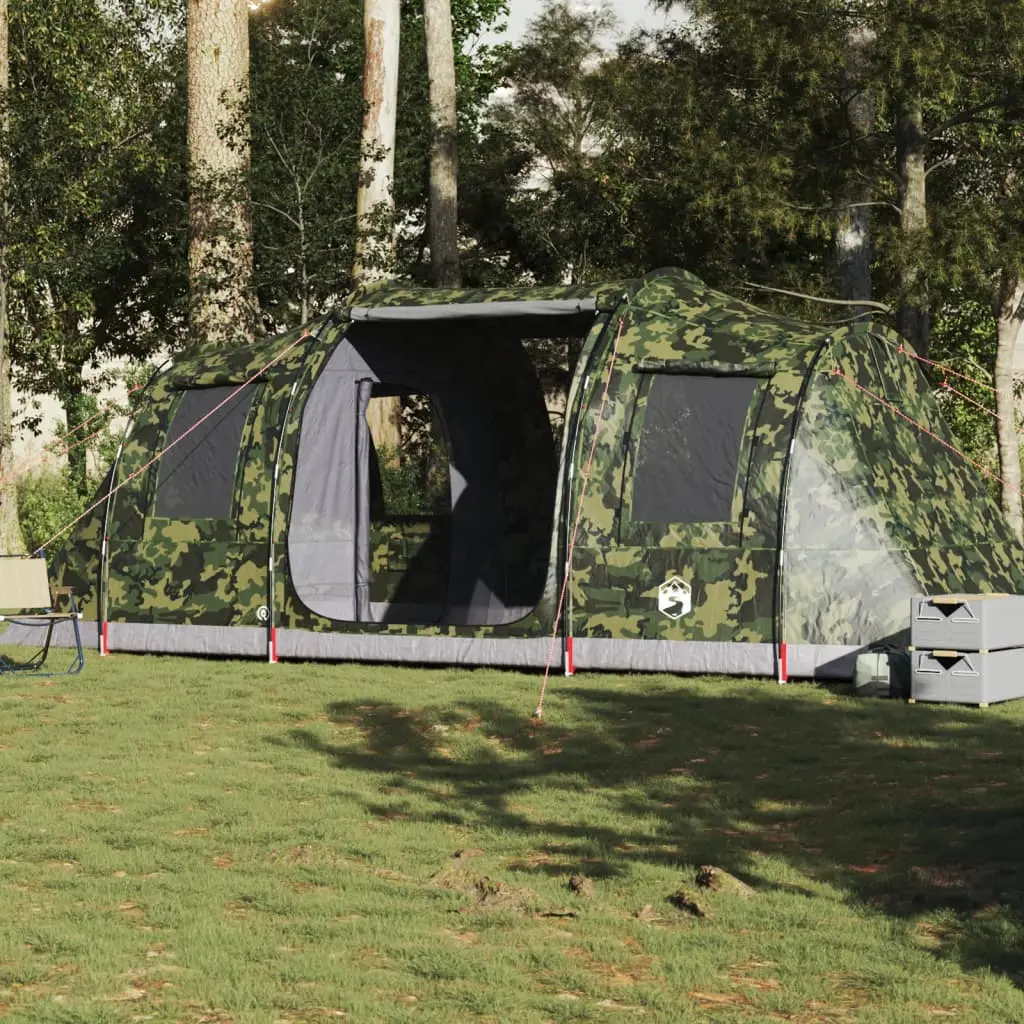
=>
[559,313,618,674]
[98,357,173,656]
[265,319,339,663]
[773,334,834,682]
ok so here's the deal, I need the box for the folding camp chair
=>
[0,556,84,676]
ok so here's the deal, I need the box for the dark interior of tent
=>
[288,307,601,627]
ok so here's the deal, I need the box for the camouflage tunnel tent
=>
[31,268,1024,679]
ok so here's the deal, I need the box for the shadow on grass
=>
[271,681,1024,986]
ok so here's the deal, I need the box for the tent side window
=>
[152,386,256,519]
[629,373,759,524]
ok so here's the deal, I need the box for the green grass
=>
[0,653,1023,1022]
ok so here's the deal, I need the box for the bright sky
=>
[488,0,676,42]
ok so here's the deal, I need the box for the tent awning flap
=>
[349,299,599,322]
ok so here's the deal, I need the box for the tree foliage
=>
[248,0,506,325]
[7,0,186,489]
[10,0,1024,530]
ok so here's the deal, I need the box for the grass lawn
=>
[0,653,1023,1022]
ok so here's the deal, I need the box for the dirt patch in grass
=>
[430,859,537,913]
[565,945,659,987]
[689,989,753,1009]
[65,799,121,813]
[471,877,537,913]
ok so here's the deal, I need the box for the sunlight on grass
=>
[0,654,1022,1021]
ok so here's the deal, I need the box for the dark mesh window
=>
[153,386,254,519]
[631,374,758,524]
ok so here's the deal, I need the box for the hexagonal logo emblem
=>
[658,576,691,620]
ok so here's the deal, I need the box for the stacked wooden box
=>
[909,594,1024,707]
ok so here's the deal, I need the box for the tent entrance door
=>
[286,358,455,626]
[288,325,563,629]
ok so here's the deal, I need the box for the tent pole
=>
[774,335,834,684]
[561,315,614,675]
[266,325,326,664]
[564,451,576,677]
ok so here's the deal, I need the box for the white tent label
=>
[658,577,692,620]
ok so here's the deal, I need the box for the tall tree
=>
[994,274,1024,539]
[188,0,254,346]
[934,112,1024,537]
[248,0,505,316]
[649,0,1024,354]
[355,0,402,450]
[461,2,816,291]
[464,0,624,285]
[894,93,929,351]
[0,0,22,552]
[424,0,461,287]
[353,0,401,282]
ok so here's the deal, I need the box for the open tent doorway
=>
[287,302,603,628]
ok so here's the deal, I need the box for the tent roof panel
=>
[171,318,334,385]
[620,269,854,373]
[633,269,826,342]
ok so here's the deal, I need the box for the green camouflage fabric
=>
[104,320,331,627]
[566,269,1024,646]
[782,326,1024,644]
[48,266,1024,656]
[567,270,822,644]
[52,320,334,626]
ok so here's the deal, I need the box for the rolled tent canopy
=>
[349,298,599,321]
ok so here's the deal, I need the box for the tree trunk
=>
[354,0,401,450]
[366,394,402,468]
[835,25,874,316]
[995,274,1024,541]
[835,205,872,309]
[424,0,460,288]
[0,0,24,554]
[188,0,255,347]
[896,96,930,354]
[353,0,401,284]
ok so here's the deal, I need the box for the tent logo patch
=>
[658,577,691,620]
[256,605,270,623]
